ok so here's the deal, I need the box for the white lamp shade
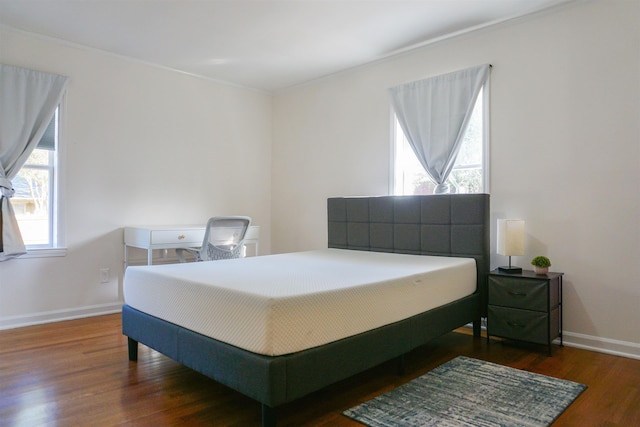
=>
[497,219,525,256]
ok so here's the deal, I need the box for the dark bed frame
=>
[122,194,490,427]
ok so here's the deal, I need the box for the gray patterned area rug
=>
[343,355,586,427]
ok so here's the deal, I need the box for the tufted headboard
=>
[327,194,490,316]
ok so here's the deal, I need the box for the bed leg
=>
[127,337,138,361]
[397,354,406,375]
[472,319,482,338]
[261,404,276,427]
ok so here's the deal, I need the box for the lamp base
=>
[498,265,523,274]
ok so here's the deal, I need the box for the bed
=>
[122,194,490,426]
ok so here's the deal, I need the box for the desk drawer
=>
[151,229,204,245]
[488,306,549,345]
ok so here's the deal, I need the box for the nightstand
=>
[487,269,563,355]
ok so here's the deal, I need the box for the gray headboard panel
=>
[327,194,490,315]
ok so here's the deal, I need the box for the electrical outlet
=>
[99,268,110,283]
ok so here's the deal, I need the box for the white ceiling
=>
[0,0,572,92]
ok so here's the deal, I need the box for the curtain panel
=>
[389,64,490,194]
[0,64,69,261]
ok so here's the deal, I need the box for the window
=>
[393,88,488,195]
[13,108,60,248]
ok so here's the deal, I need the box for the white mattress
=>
[124,248,476,356]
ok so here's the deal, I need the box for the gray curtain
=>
[389,64,490,193]
[0,64,69,261]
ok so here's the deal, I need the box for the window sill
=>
[22,247,68,259]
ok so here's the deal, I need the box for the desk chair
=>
[176,216,251,262]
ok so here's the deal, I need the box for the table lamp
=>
[497,219,525,273]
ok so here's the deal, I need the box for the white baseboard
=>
[463,323,640,361]
[0,302,123,330]
[3,310,639,361]
[562,331,640,361]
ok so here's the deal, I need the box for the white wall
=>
[273,1,640,357]
[0,28,272,327]
[2,0,638,359]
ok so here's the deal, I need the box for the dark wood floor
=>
[1,314,638,426]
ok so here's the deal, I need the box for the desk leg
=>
[148,249,153,265]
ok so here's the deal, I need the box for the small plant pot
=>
[533,266,549,275]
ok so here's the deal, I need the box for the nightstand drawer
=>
[488,276,548,311]
[488,306,549,345]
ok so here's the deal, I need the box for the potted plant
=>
[531,256,551,275]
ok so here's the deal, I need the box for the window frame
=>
[16,101,67,258]
[390,80,491,195]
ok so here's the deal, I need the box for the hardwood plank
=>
[0,314,638,426]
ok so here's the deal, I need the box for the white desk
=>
[124,225,260,266]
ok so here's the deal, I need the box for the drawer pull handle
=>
[507,321,526,328]
[508,291,527,297]
[178,234,186,240]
